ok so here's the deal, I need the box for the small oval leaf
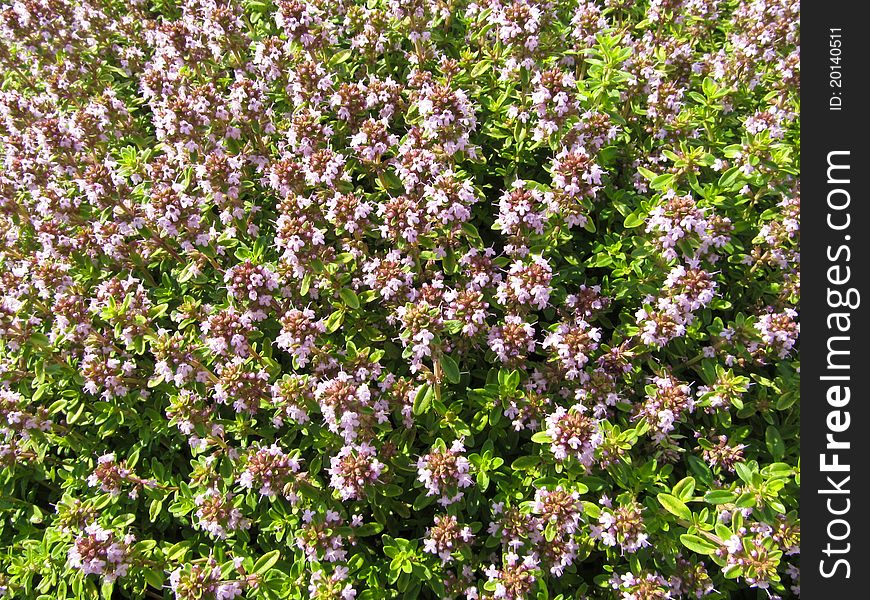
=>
[657,493,692,521]
[680,534,718,555]
[252,550,281,575]
[440,354,461,384]
[339,288,360,309]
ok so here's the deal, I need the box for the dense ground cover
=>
[0,0,799,598]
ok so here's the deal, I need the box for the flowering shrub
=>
[0,0,799,599]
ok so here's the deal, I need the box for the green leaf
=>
[413,492,434,511]
[413,384,433,416]
[623,212,646,228]
[722,144,743,158]
[440,354,461,384]
[702,77,716,97]
[637,166,657,180]
[657,493,692,521]
[325,310,344,334]
[723,564,743,579]
[686,454,714,487]
[176,262,197,283]
[735,492,756,508]
[531,432,552,444]
[461,222,481,240]
[29,333,51,349]
[650,173,675,191]
[776,392,797,410]
[679,534,718,555]
[166,541,191,561]
[34,359,46,385]
[672,476,696,501]
[33,383,48,402]
[143,567,165,590]
[510,455,540,471]
[734,462,754,484]
[704,490,737,504]
[471,60,492,79]
[339,288,360,309]
[381,484,403,497]
[331,49,352,65]
[354,522,384,536]
[149,499,163,522]
[443,248,458,274]
[252,550,281,575]
[761,462,794,479]
[718,166,742,189]
[765,426,785,460]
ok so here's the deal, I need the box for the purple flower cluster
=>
[169,558,245,600]
[753,308,799,359]
[238,444,305,500]
[636,265,718,347]
[646,192,732,263]
[542,319,601,380]
[0,389,51,451]
[634,375,695,440]
[544,405,602,465]
[417,439,474,506]
[415,83,477,156]
[495,181,549,256]
[592,497,650,554]
[548,147,604,228]
[423,514,474,563]
[487,316,536,366]
[67,523,135,584]
[496,256,554,311]
[276,306,325,367]
[328,442,384,500]
[194,488,251,539]
[87,452,153,499]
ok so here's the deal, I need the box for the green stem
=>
[433,352,443,405]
